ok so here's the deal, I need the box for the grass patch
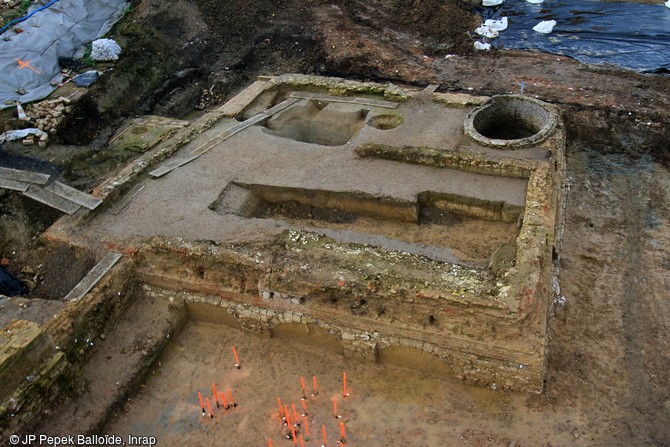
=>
[2,0,32,25]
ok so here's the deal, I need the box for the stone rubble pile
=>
[24,98,73,148]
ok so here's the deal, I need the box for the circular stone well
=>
[464,95,558,148]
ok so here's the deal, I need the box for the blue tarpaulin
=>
[481,0,670,73]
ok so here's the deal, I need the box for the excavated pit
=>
[210,182,522,264]
[44,76,564,394]
[262,100,369,146]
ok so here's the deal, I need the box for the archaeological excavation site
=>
[1,0,669,446]
[1,73,567,445]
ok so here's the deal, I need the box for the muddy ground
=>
[1,0,669,445]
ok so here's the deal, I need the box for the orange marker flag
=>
[300,376,306,398]
[290,425,298,446]
[15,59,41,74]
[303,415,309,437]
[333,397,338,419]
[212,383,220,408]
[206,397,213,418]
[197,391,205,413]
[340,421,346,440]
[285,404,291,426]
[292,403,299,423]
[268,440,273,447]
[278,397,284,418]
[301,398,308,415]
[232,346,240,369]
[313,375,318,395]
[227,388,237,407]
[219,391,229,410]
[299,435,305,447]
[322,425,327,446]
[343,371,348,397]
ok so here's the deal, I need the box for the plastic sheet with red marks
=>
[0,0,128,109]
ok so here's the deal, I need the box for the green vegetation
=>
[2,0,32,24]
[81,44,96,67]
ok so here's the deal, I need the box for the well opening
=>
[464,95,557,148]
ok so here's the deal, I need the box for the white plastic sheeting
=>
[0,128,48,143]
[0,0,128,109]
[475,25,499,38]
[533,20,557,34]
[484,17,508,31]
[91,38,121,61]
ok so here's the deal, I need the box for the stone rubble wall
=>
[0,320,73,438]
[143,284,544,391]
[134,231,553,391]
[0,258,136,441]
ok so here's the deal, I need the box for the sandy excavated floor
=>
[104,321,571,447]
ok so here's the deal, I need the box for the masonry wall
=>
[134,219,555,392]
[0,259,136,442]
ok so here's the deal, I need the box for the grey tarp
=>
[0,0,128,109]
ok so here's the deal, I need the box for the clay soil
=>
[1,0,670,446]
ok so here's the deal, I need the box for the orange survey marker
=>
[313,376,318,395]
[232,346,240,369]
[290,425,298,446]
[268,440,273,447]
[303,415,309,437]
[278,397,285,419]
[340,421,346,441]
[219,391,230,410]
[299,435,305,447]
[16,58,40,74]
[206,397,213,419]
[301,398,308,415]
[227,388,237,407]
[197,391,205,414]
[292,403,299,424]
[212,384,220,408]
[343,372,348,397]
[300,376,306,399]
[333,397,339,419]
[322,425,327,446]
[284,404,291,426]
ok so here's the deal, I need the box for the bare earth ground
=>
[1,0,669,445]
